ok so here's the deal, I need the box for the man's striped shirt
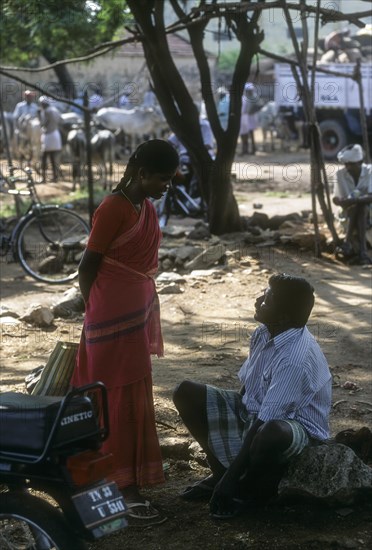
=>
[238,325,332,440]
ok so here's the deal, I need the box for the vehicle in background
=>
[274,63,372,159]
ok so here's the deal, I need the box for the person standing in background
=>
[13,90,38,124]
[217,87,230,131]
[239,83,259,155]
[38,96,62,183]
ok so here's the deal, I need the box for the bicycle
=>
[0,166,90,284]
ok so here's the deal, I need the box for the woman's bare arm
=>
[78,249,103,303]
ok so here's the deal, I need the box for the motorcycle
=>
[0,382,128,549]
[153,155,206,228]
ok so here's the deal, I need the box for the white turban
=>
[337,144,364,163]
[38,96,50,105]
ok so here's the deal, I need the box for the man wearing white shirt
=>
[13,90,38,124]
[333,143,372,265]
[173,273,331,519]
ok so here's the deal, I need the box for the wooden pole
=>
[83,91,94,226]
[0,93,22,216]
[354,59,371,163]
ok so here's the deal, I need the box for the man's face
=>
[344,161,362,179]
[24,93,35,104]
[254,286,280,325]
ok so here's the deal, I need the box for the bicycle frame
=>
[1,166,90,283]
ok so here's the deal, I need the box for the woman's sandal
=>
[125,500,167,526]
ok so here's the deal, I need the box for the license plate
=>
[72,481,127,536]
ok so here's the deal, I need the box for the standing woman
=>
[71,140,179,523]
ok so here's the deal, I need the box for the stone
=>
[53,287,85,318]
[0,316,21,325]
[247,211,270,229]
[189,440,208,466]
[184,243,226,270]
[278,443,372,506]
[173,245,203,262]
[38,255,64,274]
[156,272,187,284]
[0,306,19,318]
[186,268,224,279]
[290,231,327,249]
[267,213,302,229]
[161,258,174,271]
[187,222,211,240]
[161,226,188,238]
[159,436,190,460]
[157,283,184,294]
[21,305,54,327]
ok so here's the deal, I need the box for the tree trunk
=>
[127,0,262,234]
[42,50,75,99]
[208,153,242,234]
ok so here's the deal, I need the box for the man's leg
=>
[339,208,359,258]
[50,151,59,182]
[173,380,226,479]
[240,134,248,155]
[249,130,256,154]
[242,419,293,499]
[355,204,371,263]
[41,151,47,183]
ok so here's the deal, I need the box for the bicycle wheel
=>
[16,207,89,284]
[0,492,87,550]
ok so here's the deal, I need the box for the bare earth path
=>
[0,150,371,549]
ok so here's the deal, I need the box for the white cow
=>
[257,102,303,152]
[66,127,86,190]
[66,126,116,191]
[257,101,279,152]
[94,106,167,153]
[91,129,116,190]
[15,114,41,168]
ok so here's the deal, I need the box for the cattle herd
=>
[0,100,301,190]
[0,104,169,190]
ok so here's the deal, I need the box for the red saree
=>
[71,196,165,488]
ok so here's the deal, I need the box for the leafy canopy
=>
[0,0,130,65]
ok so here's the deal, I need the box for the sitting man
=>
[333,143,372,265]
[173,273,332,519]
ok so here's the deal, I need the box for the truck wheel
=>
[319,120,347,160]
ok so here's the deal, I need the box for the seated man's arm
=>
[335,193,372,209]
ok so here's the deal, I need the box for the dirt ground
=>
[1,148,371,549]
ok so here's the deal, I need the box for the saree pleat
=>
[102,376,165,489]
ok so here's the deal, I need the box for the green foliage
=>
[0,0,130,66]
[217,49,240,71]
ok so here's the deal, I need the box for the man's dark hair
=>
[268,273,315,327]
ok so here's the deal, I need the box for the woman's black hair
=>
[114,139,179,191]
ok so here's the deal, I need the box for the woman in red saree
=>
[71,140,179,523]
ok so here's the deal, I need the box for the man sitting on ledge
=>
[173,273,332,519]
[333,143,372,266]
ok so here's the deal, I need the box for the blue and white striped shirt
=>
[238,325,332,440]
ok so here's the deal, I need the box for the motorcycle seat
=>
[0,391,99,455]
